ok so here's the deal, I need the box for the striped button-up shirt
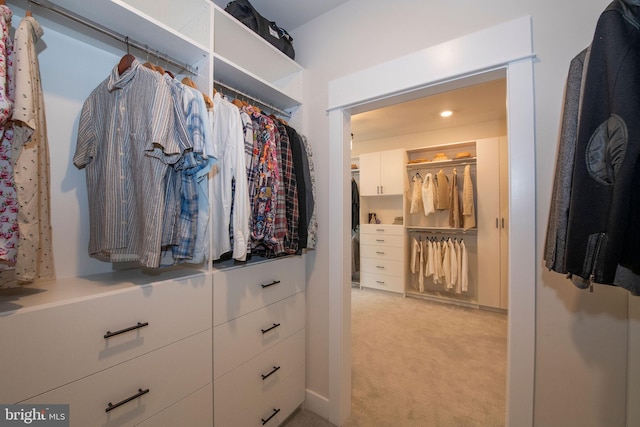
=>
[74,59,186,268]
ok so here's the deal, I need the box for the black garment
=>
[564,0,640,294]
[285,124,309,249]
[352,177,360,232]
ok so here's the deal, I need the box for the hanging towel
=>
[463,164,476,230]
[410,174,423,214]
[449,168,462,228]
[435,170,450,210]
[422,172,436,216]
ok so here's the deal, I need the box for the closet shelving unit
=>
[404,141,480,307]
[1,1,307,426]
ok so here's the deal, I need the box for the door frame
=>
[326,16,536,426]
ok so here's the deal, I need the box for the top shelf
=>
[46,0,210,67]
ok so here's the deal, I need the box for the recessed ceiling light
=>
[440,110,453,118]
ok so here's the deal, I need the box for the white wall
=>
[292,0,634,425]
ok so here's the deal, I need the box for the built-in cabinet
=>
[476,137,509,310]
[213,256,306,427]
[1,0,306,425]
[359,149,406,196]
[359,224,406,294]
[0,271,212,426]
[357,138,508,309]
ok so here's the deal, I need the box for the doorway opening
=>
[326,16,535,427]
[347,73,509,425]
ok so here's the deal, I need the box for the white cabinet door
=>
[359,151,382,196]
[476,137,508,310]
[359,149,405,196]
[379,149,405,195]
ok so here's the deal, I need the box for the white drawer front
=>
[359,233,404,247]
[218,366,305,427]
[137,383,213,427]
[1,274,211,403]
[360,224,404,236]
[360,258,404,277]
[214,330,305,427]
[213,255,305,326]
[360,244,404,261]
[24,330,212,427]
[214,292,305,379]
[360,272,405,293]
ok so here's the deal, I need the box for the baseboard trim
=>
[304,388,331,420]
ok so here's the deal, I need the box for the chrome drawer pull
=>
[376,281,385,284]
[376,251,385,255]
[104,322,149,339]
[105,388,149,413]
[261,280,281,289]
[376,265,385,269]
[261,365,281,380]
[261,408,281,425]
[261,323,281,334]
[376,239,385,243]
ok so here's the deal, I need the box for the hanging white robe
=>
[422,172,436,216]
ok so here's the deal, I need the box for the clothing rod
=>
[407,227,477,235]
[214,80,291,118]
[406,159,477,170]
[27,0,198,76]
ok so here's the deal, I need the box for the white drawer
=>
[360,272,405,293]
[214,330,305,427]
[24,330,212,427]
[137,383,213,427]
[360,233,404,247]
[214,292,305,379]
[1,274,211,404]
[360,224,405,236]
[213,255,305,326]
[360,244,404,261]
[218,366,305,427]
[360,257,404,277]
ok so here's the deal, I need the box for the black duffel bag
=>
[225,0,295,60]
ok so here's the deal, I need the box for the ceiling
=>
[351,78,507,142]
[211,0,351,31]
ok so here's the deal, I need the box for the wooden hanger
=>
[117,53,135,75]
[182,77,213,109]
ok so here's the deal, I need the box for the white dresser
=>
[359,224,406,294]
[0,270,212,427]
[213,255,306,427]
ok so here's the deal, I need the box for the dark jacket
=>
[564,0,640,292]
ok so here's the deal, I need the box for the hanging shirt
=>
[425,239,435,279]
[435,170,450,210]
[273,120,299,255]
[462,164,476,230]
[421,172,436,216]
[410,174,423,214]
[0,4,16,271]
[11,15,54,280]
[249,112,280,248]
[301,134,318,249]
[454,239,462,294]
[419,239,426,292]
[449,168,462,228]
[210,92,250,261]
[447,238,458,290]
[74,59,183,268]
[460,240,469,292]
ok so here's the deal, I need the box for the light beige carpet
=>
[285,288,507,427]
